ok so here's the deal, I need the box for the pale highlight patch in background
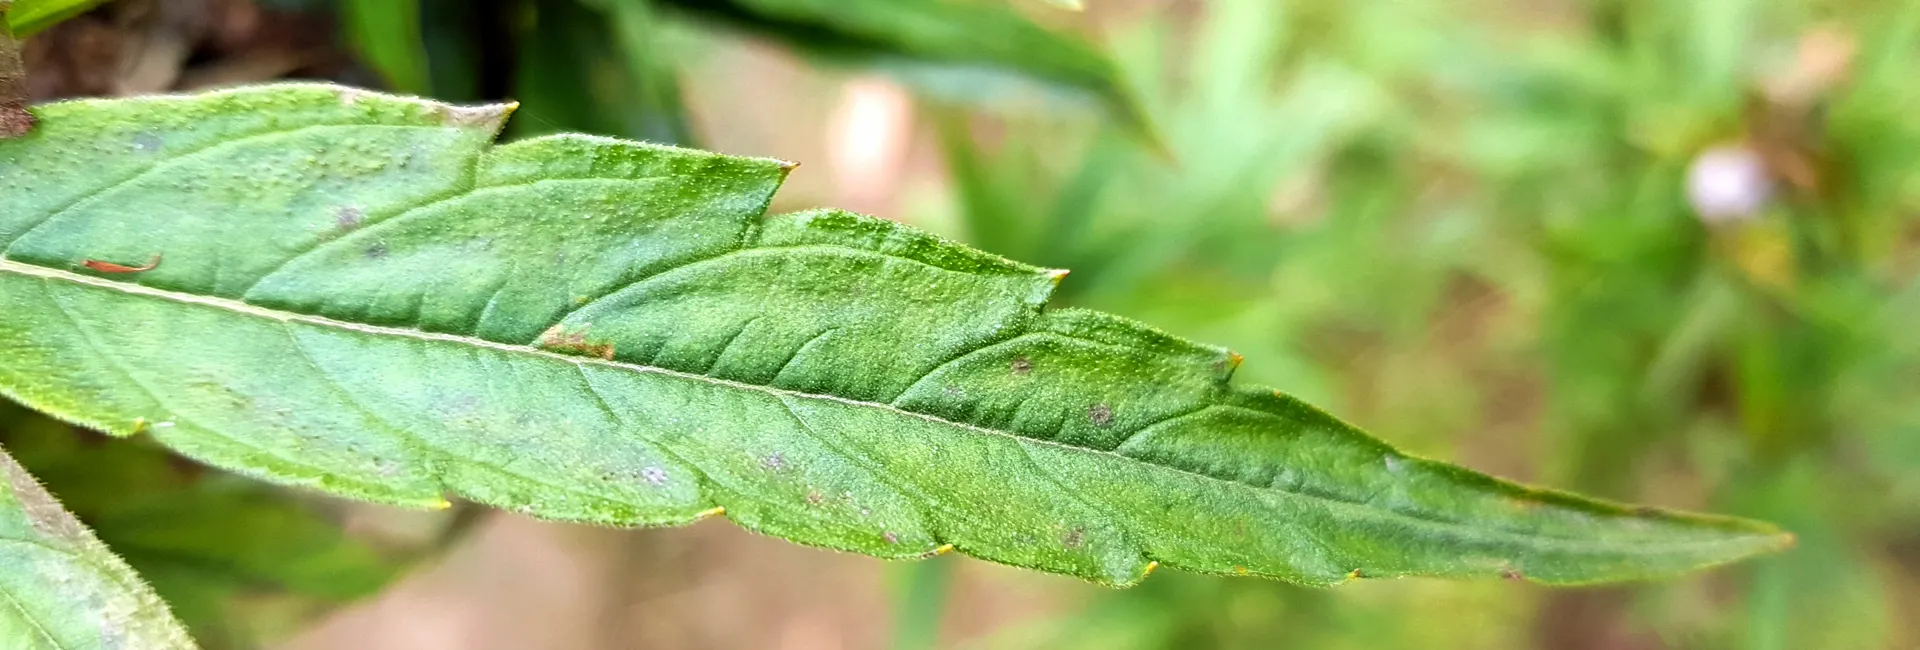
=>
[827,76,916,217]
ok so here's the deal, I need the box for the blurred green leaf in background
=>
[3,0,111,36]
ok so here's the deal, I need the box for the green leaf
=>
[0,400,436,648]
[0,84,1788,588]
[0,444,194,648]
[651,0,1153,138]
[4,0,109,37]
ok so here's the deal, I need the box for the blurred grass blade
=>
[579,0,697,145]
[511,0,692,144]
[889,558,954,650]
[596,0,697,145]
[339,0,432,95]
[4,0,107,36]
[0,84,1789,588]
[649,0,1155,140]
[0,445,194,648]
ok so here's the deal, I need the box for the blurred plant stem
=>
[889,558,954,650]
[339,0,430,94]
[592,0,696,146]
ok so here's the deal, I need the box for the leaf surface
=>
[0,84,1789,587]
[0,443,193,649]
[650,0,1151,137]
[1,400,435,648]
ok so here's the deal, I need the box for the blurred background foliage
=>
[4,0,1919,648]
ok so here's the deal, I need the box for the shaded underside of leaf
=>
[651,0,1152,137]
[0,84,1788,588]
[0,444,194,649]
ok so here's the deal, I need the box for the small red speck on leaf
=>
[83,255,161,274]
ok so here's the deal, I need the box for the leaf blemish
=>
[763,453,787,471]
[364,243,389,259]
[883,531,900,544]
[1011,356,1033,376]
[538,324,616,360]
[82,255,161,274]
[131,132,163,153]
[1088,403,1114,427]
[336,206,365,231]
[640,466,668,486]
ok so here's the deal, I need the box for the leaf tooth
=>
[1031,308,1238,380]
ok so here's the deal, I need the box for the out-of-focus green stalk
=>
[340,0,432,94]
[890,558,955,650]
[595,0,696,146]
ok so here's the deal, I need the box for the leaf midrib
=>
[0,258,1759,555]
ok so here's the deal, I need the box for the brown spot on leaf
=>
[364,243,389,259]
[806,490,825,506]
[1501,567,1524,580]
[1088,403,1114,427]
[762,454,787,471]
[1010,356,1033,376]
[1063,528,1085,548]
[336,206,364,230]
[883,531,900,544]
[538,324,616,360]
[443,102,516,130]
